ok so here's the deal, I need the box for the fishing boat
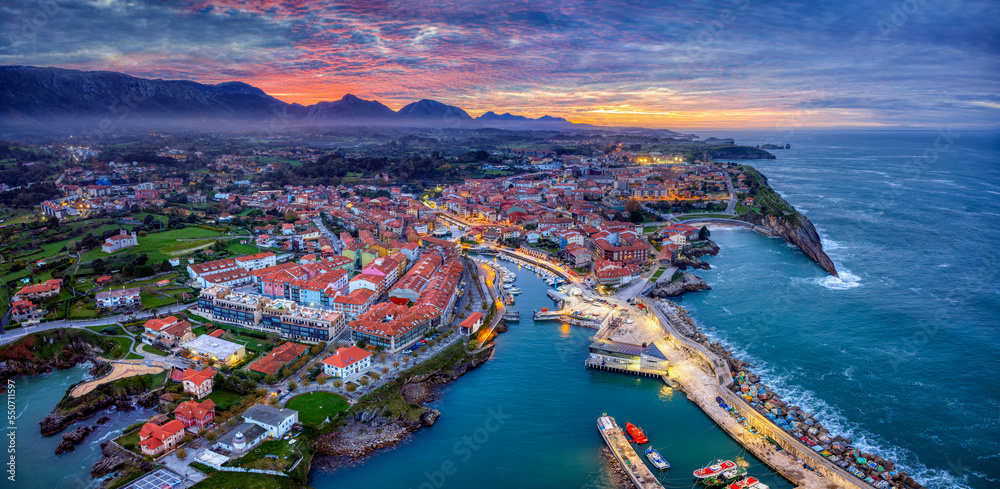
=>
[703,466,748,486]
[625,422,649,444]
[727,477,769,489]
[645,447,670,470]
[693,460,737,479]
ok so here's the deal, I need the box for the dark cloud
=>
[1,0,996,127]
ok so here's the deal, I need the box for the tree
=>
[175,447,188,460]
[46,216,59,228]
[288,380,298,390]
[629,210,643,223]
[285,210,299,222]
[332,379,344,388]
[204,430,217,441]
[624,198,641,213]
[699,226,711,240]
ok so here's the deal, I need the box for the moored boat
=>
[727,477,769,489]
[693,460,737,479]
[645,447,670,470]
[625,422,649,444]
[703,466,748,486]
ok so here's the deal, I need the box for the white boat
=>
[509,288,522,295]
[645,447,670,470]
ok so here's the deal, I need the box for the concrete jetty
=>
[597,415,663,489]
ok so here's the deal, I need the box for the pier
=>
[502,311,520,322]
[597,415,663,489]
[585,359,665,378]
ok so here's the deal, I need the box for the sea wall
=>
[637,296,868,489]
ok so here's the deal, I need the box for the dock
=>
[502,311,520,322]
[597,415,663,489]
[585,358,667,378]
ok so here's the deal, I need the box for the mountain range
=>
[0,65,686,136]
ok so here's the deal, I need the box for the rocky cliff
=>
[650,272,711,298]
[749,212,838,276]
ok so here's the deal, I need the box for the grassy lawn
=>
[651,268,665,280]
[124,352,143,360]
[161,239,215,254]
[141,291,178,309]
[675,213,734,221]
[226,243,261,255]
[141,344,169,356]
[68,299,99,319]
[207,389,246,411]
[85,324,127,335]
[642,225,662,234]
[191,471,295,489]
[232,438,300,471]
[285,392,350,426]
[114,430,141,454]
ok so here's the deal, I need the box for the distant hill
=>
[0,65,687,136]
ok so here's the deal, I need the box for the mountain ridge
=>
[0,65,685,136]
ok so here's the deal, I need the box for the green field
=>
[141,344,169,356]
[206,389,246,411]
[68,299,99,319]
[675,213,734,221]
[231,438,300,471]
[285,392,350,426]
[191,471,295,489]
[79,227,222,263]
[226,243,261,255]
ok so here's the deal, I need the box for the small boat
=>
[704,466,748,486]
[625,422,649,444]
[694,460,737,479]
[645,447,670,470]
[727,477,769,489]
[509,287,522,295]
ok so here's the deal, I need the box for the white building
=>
[233,252,277,271]
[241,404,299,439]
[102,230,138,253]
[95,287,141,309]
[321,346,372,379]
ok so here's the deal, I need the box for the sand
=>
[71,362,165,398]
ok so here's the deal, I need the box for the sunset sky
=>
[2,0,997,129]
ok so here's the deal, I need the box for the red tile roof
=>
[321,346,372,369]
[248,342,309,376]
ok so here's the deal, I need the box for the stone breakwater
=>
[666,303,922,489]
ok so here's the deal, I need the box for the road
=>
[313,216,344,253]
[0,302,194,346]
[724,174,738,215]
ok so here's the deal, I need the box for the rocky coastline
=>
[748,212,838,277]
[649,271,711,298]
[0,333,97,394]
[663,302,920,488]
[311,344,493,468]
[39,390,159,436]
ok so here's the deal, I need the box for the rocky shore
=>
[39,390,158,436]
[748,212,838,277]
[649,271,711,298]
[0,333,98,394]
[92,440,154,480]
[312,345,493,467]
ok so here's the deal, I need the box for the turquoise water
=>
[312,261,795,489]
[676,130,1000,488]
[9,366,153,488]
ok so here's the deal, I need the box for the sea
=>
[9,130,999,488]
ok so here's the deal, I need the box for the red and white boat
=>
[693,460,737,478]
[624,422,649,444]
[728,477,769,489]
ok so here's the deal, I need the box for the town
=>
[0,134,847,489]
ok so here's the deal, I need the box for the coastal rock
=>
[747,209,838,276]
[39,394,135,436]
[495,321,509,333]
[682,240,720,258]
[650,272,711,298]
[96,416,111,425]
[91,441,149,479]
[419,408,440,426]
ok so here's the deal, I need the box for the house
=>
[187,258,238,282]
[234,252,277,271]
[138,419,185,456]
[102,230,138,253]
[321,346,372,379]
[173,399,216,429]
[141,316,194,348]
[179,368,215,399]
[215,422,268,455]
[184,335,246,366]
[591,259,642,287]
[95,287,141,309]
[242,404,299,438]
[458,312,484,336]
[12,279,62,301]
[248,342,309,377]
[10,300,40,322]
